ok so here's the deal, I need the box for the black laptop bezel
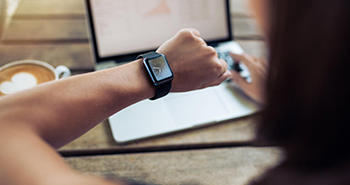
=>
[85,0,233,63]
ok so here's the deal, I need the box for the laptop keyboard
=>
[217,50,252,83]
[218,51,235,71]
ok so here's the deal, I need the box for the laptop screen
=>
[87,0,232,61]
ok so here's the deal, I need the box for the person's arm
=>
[0,29,231,185]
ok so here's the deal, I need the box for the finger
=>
[197,36,208,46]
[189,28,201,37]
[259,58,269,68]
[203,70,232,88]
[229,53,255,69]
[218,59,228,76]
[218,70,233,82]
[188,28,206,45]
[181,28,201,37]
[231,70,250,90]
[176,28,201,39]
[229,52,245,61]
[219,58,228,69]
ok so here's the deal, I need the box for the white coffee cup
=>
[0,60,71,96]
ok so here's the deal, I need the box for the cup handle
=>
[55,65,71,79]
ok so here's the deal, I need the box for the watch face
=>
[148,56,173,82]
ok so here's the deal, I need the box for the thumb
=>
[231,70,249,89]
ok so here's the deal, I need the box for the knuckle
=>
[204,46,217,56]
[209,80,221,87]
[220,59,228,68]
[242,54,251,61]
[195,37,206,46]
[212,62,223,74]
[215,81,222,86]
[179,29,195,40]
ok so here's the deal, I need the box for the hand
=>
[230,53,268,104]
[157,29,231,92]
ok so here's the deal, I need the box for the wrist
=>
[105,59,154,104]
[130,59,154,100]
[137,52,174,100]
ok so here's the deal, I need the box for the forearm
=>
[0,60,150,185]
[0,125,125,185]
[0,125,78,185]
[0,60,153,148]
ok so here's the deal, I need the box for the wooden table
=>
[0,0,282,184]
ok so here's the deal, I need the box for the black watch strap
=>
[137,52,172,100]
[137,52,161,60]
[150,81,172,100]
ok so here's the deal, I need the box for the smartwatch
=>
[137,52,174,100]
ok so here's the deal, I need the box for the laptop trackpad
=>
[163,88,230,126]
[109,84,257,142]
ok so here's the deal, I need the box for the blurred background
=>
[0,0,264,72]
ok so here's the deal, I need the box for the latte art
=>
[0,72,38,95]
[0,63,55,96]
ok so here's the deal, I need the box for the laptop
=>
[86,0,259,143]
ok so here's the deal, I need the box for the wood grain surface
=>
[65,147,282,185]
[0,43,94,70]
[15,0,85,15]
[0,0,6,37]
[2,19,88,41]
[60,116,258,153]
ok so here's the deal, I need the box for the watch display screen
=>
[148,57,172,82]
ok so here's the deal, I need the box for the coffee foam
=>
[0,64,55,96]
[0,72,38,95]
